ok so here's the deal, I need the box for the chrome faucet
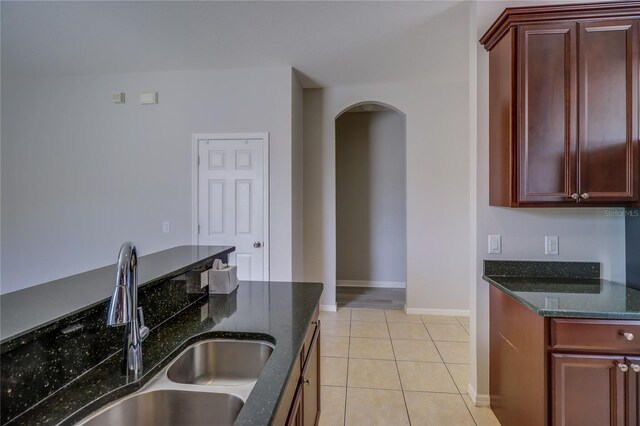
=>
[107,241,149,379]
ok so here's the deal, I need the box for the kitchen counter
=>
[483,260,640,320]
[6,280,323,425]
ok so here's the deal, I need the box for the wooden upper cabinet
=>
[518,23,577,204]
[481,2,640,207]
[578,20,639,203]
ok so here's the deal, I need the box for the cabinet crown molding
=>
[480,1,640,51]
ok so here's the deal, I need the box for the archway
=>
[335,101,407,309]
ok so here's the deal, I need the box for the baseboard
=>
[320,304,337,312]
[404,308,470,316]
[467,383,490,407]
[336,280,406,288]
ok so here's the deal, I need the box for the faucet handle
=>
[138,307,150,341]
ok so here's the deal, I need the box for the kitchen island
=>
[483,260,640,426]
[0,246,323,426]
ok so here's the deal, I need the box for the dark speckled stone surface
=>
[4,281,323,426]
[1,246,234,425]
[1,245,235,342]
[483,260,640,319]
[483,260,600,279]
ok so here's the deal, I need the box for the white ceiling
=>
[1,0,464,88]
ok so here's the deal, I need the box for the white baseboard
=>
[467,383,490,407]
[336,280,406,288]
[404,308,470,316]
[320,304,337,312]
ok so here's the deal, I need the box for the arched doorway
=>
[335,102,407,309]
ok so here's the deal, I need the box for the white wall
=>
[1,66,298,293]
[336,110,406,285]
[470,0,628,402]
[303,1,471,311]
[291,70,304,282]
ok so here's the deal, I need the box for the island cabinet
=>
[490,286,640,426]
[273,306,321,426]
[480,2,640,207]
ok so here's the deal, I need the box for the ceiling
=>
[1,0,464,88]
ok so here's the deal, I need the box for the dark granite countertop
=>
[483,261,640,320]
[1,245,234,343]
[9,280,323,426]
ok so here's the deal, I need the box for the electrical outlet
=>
[488,235,502,254]
[545,236,559,255]
[162,221,170,233]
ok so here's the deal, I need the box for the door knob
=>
[253,241,262,248]
[580,193,590,199]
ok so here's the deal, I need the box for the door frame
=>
[191,132,270,280]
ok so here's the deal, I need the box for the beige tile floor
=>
[318,308,500,426]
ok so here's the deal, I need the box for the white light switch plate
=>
[545,236,559,255]
[488,235,502,254]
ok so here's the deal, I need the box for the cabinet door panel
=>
[552,353,626,426]
[302,321,320,425]
[518,23,577,203]
[578,20,639,202]
[628,356,640,426]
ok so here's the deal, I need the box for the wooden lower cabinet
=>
[274,306,321,426]
[302,323,320,426]
[628,357,640,426]
[490,287,640,426]
[552,354,626,426]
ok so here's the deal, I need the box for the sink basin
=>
[167,339,274,386]
[78,390,243,426]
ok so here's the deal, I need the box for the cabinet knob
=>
[621,331,635,341]
[631,364,640,373]
[304,378,310,385]
[619,363,629,372]
[580,193,590,199]
[570,193,579,200]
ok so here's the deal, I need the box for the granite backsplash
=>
[0,254,227,425]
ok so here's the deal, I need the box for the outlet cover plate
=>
[545,236,559,255]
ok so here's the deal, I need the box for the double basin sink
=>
[78,339,274,426]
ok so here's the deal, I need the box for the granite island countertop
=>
[483,260,640,320]
[7,280,323,425]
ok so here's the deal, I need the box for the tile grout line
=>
[343,308,352,426]
[385,310,413,426]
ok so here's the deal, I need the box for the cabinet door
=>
[302,321,320,426]
[578,20,639,203]
[628,356,640,426]
[286,385,303,426]
[518,23,578,204]
[552,353,626,426]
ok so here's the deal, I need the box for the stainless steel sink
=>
[167,339,274,386]
[76,338,275,425]
[78,390,243,426]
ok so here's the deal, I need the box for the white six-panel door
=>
[196,135,267,281]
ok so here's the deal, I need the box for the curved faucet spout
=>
[106,242,149,379]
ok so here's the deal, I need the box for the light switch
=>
[112,92,125,103]
[488,235,502,254]
[140,92,158,105]
[162,221,170,233]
